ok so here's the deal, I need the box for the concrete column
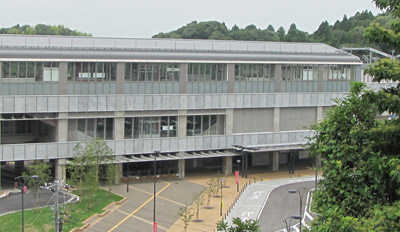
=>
[178,110,187,137]
[355,65,362,82]
[227,64,235,93]
[116,63,125,94]
[222,156,233,175]
[225,109,234,135]
[0,62,3,95]
[179,64,187,94]
[273,108,280,132]
[55,159,67,182]
[193,159,198,168]
[58,62,68,95]
[115,163,123,184]
[272,151,279,171]
[178,159,185,179]
[318,65,324,92]
[274,64,282,93]
[115,112,125,140]
[57,112,68,142]
[317,106,323,122]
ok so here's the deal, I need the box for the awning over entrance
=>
[112,150,240,163]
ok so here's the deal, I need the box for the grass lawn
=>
[0,188,123,232]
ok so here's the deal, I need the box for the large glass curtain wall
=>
[68,118,114,141]
[124,116,177,139]
[186,115,225,136]
[235,64,275,81]
[124,63,180,81]
[67,62,116,81]
[1,62,59,81]
[188,64,226,81]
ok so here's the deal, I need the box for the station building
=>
[0,35,362,183]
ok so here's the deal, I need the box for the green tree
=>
[217,217,260,232]
[23,160,51,208]
[178,206,194,232]
[104,163,117,195]
[192,191,205,221]
[277,26,286,41]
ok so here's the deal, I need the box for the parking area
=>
[86,180,205,232]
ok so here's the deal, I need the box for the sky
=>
[1,0,383,38]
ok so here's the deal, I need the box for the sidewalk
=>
[168,168,316,232]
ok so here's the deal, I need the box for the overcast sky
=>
[1,0,382,38]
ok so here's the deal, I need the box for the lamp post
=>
[153,150,160,232]
[15,175,39,232]
[219,178,223,216]
[283,215,302,232]
[288,187,308,232]
[236,159,240,192]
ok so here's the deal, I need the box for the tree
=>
[178,206,194,232]
[217,217,260,232]
[277,27,286,41]
[204,178,216,208]
[104,163,117,195]
[23,160,51,208]
[192,191,205,222]
[68,138,114,205]
[307,1,400,229]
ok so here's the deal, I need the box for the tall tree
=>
[24,160,51,208]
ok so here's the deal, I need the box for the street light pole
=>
[289,188,307,232]
[219,178,223,216]
[15,175,38,232]
[284,215,302,232]
[153,151,160,232]
[236,159,240,192]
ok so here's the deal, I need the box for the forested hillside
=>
[0,24,91,36]
[153,10,394,52]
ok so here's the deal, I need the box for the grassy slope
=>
[0,188,123,232]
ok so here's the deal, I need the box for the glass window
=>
[96,118,105,139]
[105,118,114,140]
[10,62,17,78]
[77,119,86,140]
[2,62,9,78]
[19,62,26,78]
[27,62,35,78]
[210,115,217,135]
[87,119,96,140]
[187,116,194,136]
[124,117,133,139]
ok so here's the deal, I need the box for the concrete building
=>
[0,35,362,183]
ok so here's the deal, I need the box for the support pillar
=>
[271,151,279,172]
[55,159,67,182]
[317,106,323,122]
[178,110,187,137]
[57,113,68,142]
[115,112,125,140]
[226,109,234,135]
[222,156,233,175]
[178,159,185,179]
[115,163,123,184]
[273,108,280,132]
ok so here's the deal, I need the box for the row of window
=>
[67,62,117,81]
[1,62,356,82]
[65,115,225,141]
[187,64,226,81]
[235,64,275,81]
[124,63,180,82]
[1,62,59,81]
[282,65,319,81]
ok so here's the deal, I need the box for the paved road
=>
[0,189,71,215]
[258,181,314,232]
[225,177,315,231]
[86,179,205,232]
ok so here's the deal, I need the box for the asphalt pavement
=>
[225,176,315,232]
[258,181,314,232]
[0,188,71,216]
